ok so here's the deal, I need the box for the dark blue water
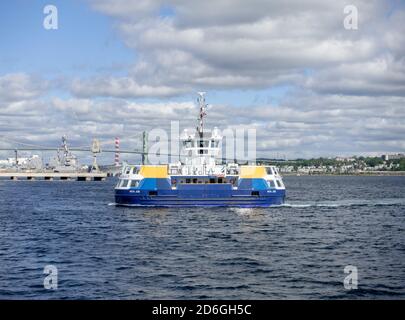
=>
[0,176,404,299]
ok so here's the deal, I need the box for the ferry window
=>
[209,178,215,184]
[180,180,184,183]
[218,178,223,183]
[276,180,282,187]
[130,180,139,188]
[132,167,140,174]
[251,191,260,196]
[198,181,202,184]
[125,167,131,174]
[267,180,276,188]
[170,167,180,174]
[186,179,191,184]
[149,191,158,196]
[119,179,129,188]
[265,167,273,175]
[193,178,198,183]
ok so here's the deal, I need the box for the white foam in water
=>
[230,208,256,215]
[282,198,405,208]
[281,203,313,208]
[108,202,148,207]
[108,199,405,209]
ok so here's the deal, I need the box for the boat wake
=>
[108,198,405,209]
[108,202,144,207]
[280,198,405,208]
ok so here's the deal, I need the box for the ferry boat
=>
[115,93,286,207]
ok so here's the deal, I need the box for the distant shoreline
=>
[282,171,405,176]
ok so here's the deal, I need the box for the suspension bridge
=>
[0,134,293,180]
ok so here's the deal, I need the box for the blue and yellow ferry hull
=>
[115,166,285,207]
[115,189,285,207]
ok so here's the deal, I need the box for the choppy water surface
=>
[0,176,404,299]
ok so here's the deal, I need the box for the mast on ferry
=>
[197,92,207,155]
[197,92,207,139]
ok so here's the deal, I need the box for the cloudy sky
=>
[0,0,404,163]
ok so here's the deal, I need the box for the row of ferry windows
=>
[125,166,279,176]
[117,179,139,188]
[178,178,229,184]
[118,178,282,188]
[178,178,283,187]
[265,167,279,175]
[267,179,283,188]
[184,140,220,148]
[124,167,140,175]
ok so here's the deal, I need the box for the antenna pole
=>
[142,131,148,165]
[197,92,207,139]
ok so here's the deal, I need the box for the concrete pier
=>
[0,172,107,181]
